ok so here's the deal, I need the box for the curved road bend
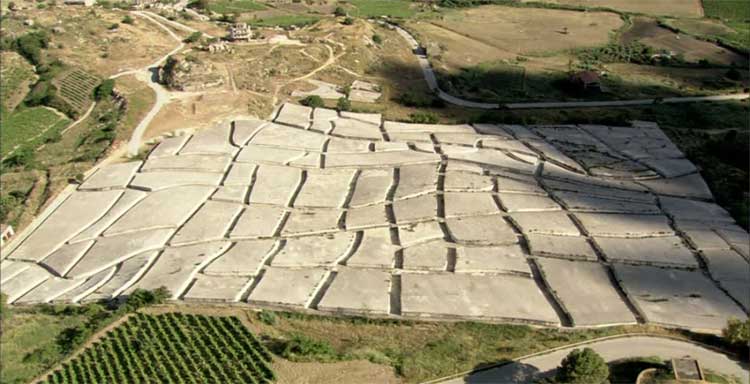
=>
[438,336,749,384]
[391,24,749,110]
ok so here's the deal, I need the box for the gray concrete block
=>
[454,245,530,275]
[317,268,391,315]
[271,232,355,267]
[526,234,597,261]
[446,215,518,245]
[595,236,698,268]
[248,267,327,309]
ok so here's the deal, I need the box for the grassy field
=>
[520,0,703,17]
[208,0,266,14]
[41,313,275,384]
[347,0,417,19]
[1,107,71,157]
[1,52,37,113]
[702,0,750,51]
[249,14,320,28]
[1,309,88,384]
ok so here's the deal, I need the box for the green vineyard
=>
[42,313,276,384]
[55,68,100,114]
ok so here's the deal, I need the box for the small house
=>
[228,23,251,41]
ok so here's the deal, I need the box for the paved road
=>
[390,23,749,110]
[439,336,749,384]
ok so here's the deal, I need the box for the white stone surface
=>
[203,240,276,276]
[231,205,286,238]
[172,201,243,245]
[446,215,518,245]
[392,194,437,224]
[247,267,327,308]
[130,171,223,191]
[595,236,698,267]
[349,169,392,207]
[455,245,531,275]
[184,274,251,302]
[295,169,355,208]
[575,213,673,238]
[80,162,141,190]
[271,232,355,267]
[346,227,397,268]
[248,165,301,205]
[526,234,597,261]
[498,193,560,212]
[402,240,448,271]
[149,135,190,158]
[510,212,579,236]
[443,192,499,218]
[317,268,390,315]
[142,154,231,173]
[346,204,389,230]
[179,123,236,156]
[282,208,342,236]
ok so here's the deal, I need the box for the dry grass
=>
[520,0,704,17]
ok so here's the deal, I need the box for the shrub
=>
[397,91,443,108]
[2,146,35,168]
[184,31,202,43]
[336,97,351,111]
[342,16,354,25]
[122,15,134,24]
[95,79,115,100]
[122,287,171,311]
[300,95,324,108]
[409,112,438,124]
[281,334,338,361]
[556,348,609,384]
[372,34,382,44]
[723,318,750,346]
[333,6,346,16]
[108,23,119,30]
[258,310,277,325]
[726,67,742,81]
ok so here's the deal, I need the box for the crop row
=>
[42,313,276,384]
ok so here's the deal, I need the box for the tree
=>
[723,318,750,346]
[555,348,609,384]
[300,95,324,108]
[726,66,742,81]
[333,6,346,17]
[94,79,115,100]
[336,97,351,112]
[122,15,134,24]
[184,31,202,43]
[372,34,382,44]
[342,16,354,25]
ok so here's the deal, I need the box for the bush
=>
[397,91,443,108]
[334,6,346,16]
[122,15,134,24]
[2,146,35,168]
[342,16,354,25]
[723,318,750,346]
[184,31,202,43]
[122,287,171,311]
[108,23,119,30]
[258,310,277,325]
[726,67,742,81]
[555,348,609,384]
[95,79,115,101]
[281,334,338,361]
[15,31,50,65]
[372,34,382,44]
[409,112,438,124]
[336,97,351,111]
[300,95,324,108]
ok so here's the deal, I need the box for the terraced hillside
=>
[42,313,275,384]
[2,103,748,333]
[54,68,100,115]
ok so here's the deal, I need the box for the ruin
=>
[2,104,747,332]
[228,23,252,41]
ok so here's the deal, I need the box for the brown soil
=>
[273,359,402,384]
[519,0,704,18]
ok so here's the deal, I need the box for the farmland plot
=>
[54,68,100,115]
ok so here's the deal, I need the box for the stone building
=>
[228,23,251,41]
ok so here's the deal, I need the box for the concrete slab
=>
[443,192,499,218]
[232,119,266,146]
[203,240,276,276]
[394,163,439,199]
[443,172,494,192]
[10,190,123,262]
[392,194,437,224]
[434,133,481,146]
[172,201,243,245]
[80,162,141,190]
[340,111,382,126]
[388,132,432,144]
[85,251,157,301]
[595,236,697,267]
[132,241,232,299]
[374,141,410,152]
[15,276,85,304]
[324,151,439,168]
[445,215,518,246]
[236,144,307,165]
[275,103,311,128]
[349,169,392,207]
[442,146,537,174]
[40,240,95,276]
[231,205,286,238]
[526,234,597,261]
[472,124,514,139]
[326,138,371,153]
[142,154,231,173]
[179,123,236,156]
[224,163,257,186]
[536,258,636,326]
[613,264,746,331]
[510,212,580,236]
[331,118,383,140]
[660,197,734,223]
[211,186,248,203]
[640,158,697,178]
[105,186,213,235]
[638,173,713,200]
[384,122,475,134]
[494,172,545,195]
[543,179,655,203]
[247,267,327,309]
[150,135,191,158]
[313,107,338,122]
[498,193,561,213]
[295,169,355,208]
[129,171,223,191]
[397,220,445,247]
[554,191,660,214]
[2,264,51,303]
[400,273,560,325]
[252,123,326,151]
[66,228,174,278]
[183,274,251,302]
[52,267,115,303]
[480,138,537,156]
[402,240,448,271]
[317,268,390,315]
[271,232,355,267]
[0,260,31,284]
[249,165,302,206]
[346,227,397,268]
[575,213,673,238]
[701,248,750,311]
[349,88,381,103]
[281,208,342,236]
[69,190,147,243]
[346,204,389,230]
[454,245,531,275]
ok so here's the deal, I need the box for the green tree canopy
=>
[555,348,609,384]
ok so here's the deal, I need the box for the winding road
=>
[391,23,749,110]
[435,335,749,384]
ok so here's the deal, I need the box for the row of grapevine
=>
[43,313,276,384]
[54,68,100,113]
